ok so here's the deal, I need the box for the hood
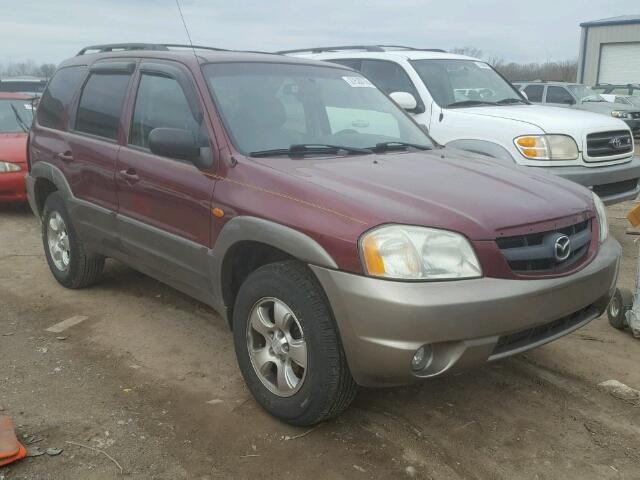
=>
[256,148,594,241]
[452,104,628,133]
[579,101,639,114]
[0,133,28,164]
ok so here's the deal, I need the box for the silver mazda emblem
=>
[609,136,630,150]
[554,235,571,261]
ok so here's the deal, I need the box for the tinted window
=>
[360,60,419,98]
[523,85,544,103]
[37,66,87,130]
[76,73,131,140]
[130,74,202,149]
[546,86,574,104]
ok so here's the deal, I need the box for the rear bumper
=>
[311,237,620,387]
[0,170,27,203]
[532,157,640,205]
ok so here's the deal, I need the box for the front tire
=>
[607,288,632,330]
[42,192,105,289]
[232,261,357,426]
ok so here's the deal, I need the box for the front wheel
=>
[232,261,357,426]
[607,288,632,330]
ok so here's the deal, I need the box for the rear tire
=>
[607,288,632,330]
[42,192,105,289]
[232,260,357,426]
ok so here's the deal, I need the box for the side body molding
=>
[208,216,339,316]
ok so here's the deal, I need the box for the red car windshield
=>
[0,99,34,133]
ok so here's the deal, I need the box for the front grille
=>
[586,130,633,158]
[491,306,594,357]
[592,179,639,198]
[496,220,591,274]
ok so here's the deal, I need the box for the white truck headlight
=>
[0,161,21,173]
[611,111,630,119]
[360,225,482,280]
[514,135,578,160]
[592,192,608,243]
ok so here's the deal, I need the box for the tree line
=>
[451,47,578,83]
[0,60,57,79]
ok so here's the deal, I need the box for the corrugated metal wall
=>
[578,23,640,84]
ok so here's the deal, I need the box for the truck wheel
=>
[42,192,105,288]
[232,260,357,426]
[607,288,632,330]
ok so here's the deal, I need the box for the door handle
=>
[57,151,74,163]
[119,168,140,184]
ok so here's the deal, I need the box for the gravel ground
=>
[1,200,639,480]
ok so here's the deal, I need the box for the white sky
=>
[2,0,638,65]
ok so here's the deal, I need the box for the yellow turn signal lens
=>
[362,235,386,276]
[516,137,537,148]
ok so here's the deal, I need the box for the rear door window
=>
[76,73,131,140]
[130,74,203,149]
[37,66,87,130]
[545,86,574,105]
[523,85,544,103]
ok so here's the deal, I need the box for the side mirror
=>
[149,127,201,161]
[390,91,418,111]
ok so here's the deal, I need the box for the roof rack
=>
[277,45,445,54]
[76,43,228,56]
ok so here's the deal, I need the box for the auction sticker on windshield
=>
[343,76,376,88]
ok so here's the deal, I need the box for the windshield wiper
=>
[249,144,372,158]
[10,104,29,132]
[446,100,497,108]
[497,98,527,105]
[372,141,431,153]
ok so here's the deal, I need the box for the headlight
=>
[360,225,482,280]
[592,193,608,243]
[0,161,21,173]
[611,111,630,119]
[514,135,578,160]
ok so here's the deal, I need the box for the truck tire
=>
[42,192,105,288]
[232,260,357,426]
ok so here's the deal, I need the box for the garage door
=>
[598,43,640,84]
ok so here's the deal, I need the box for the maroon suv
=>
[27,43,620,426]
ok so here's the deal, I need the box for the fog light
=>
[411,345,433,372]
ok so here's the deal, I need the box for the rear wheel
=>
[42,192,105,288]
[232,261,357,426]
[607,288,632,330]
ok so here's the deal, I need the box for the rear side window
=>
[523,85,544,103]
[130,74,202,149]
[76,73,131,140]
[545,86,574,104]
[37,66,87,130]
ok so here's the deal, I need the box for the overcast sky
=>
[2,0,638,65]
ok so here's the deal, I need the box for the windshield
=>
[410,59,524,108]
[567,85,605,103]
[0,81,46,94]
[0,99,34,133]
[203,62,432,155]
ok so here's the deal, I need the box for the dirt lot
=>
[1,200,639,480]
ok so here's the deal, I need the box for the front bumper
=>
[311,237,620,387]
[532,157,640,205]
[0,170,27,203]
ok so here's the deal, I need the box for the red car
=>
[0,93,34,203]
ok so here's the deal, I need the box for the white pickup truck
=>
[281,46,640,204]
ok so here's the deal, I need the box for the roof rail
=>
[76,43,227,56]
[277,45,446,55]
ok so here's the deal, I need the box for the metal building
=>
[577,15,640,86]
